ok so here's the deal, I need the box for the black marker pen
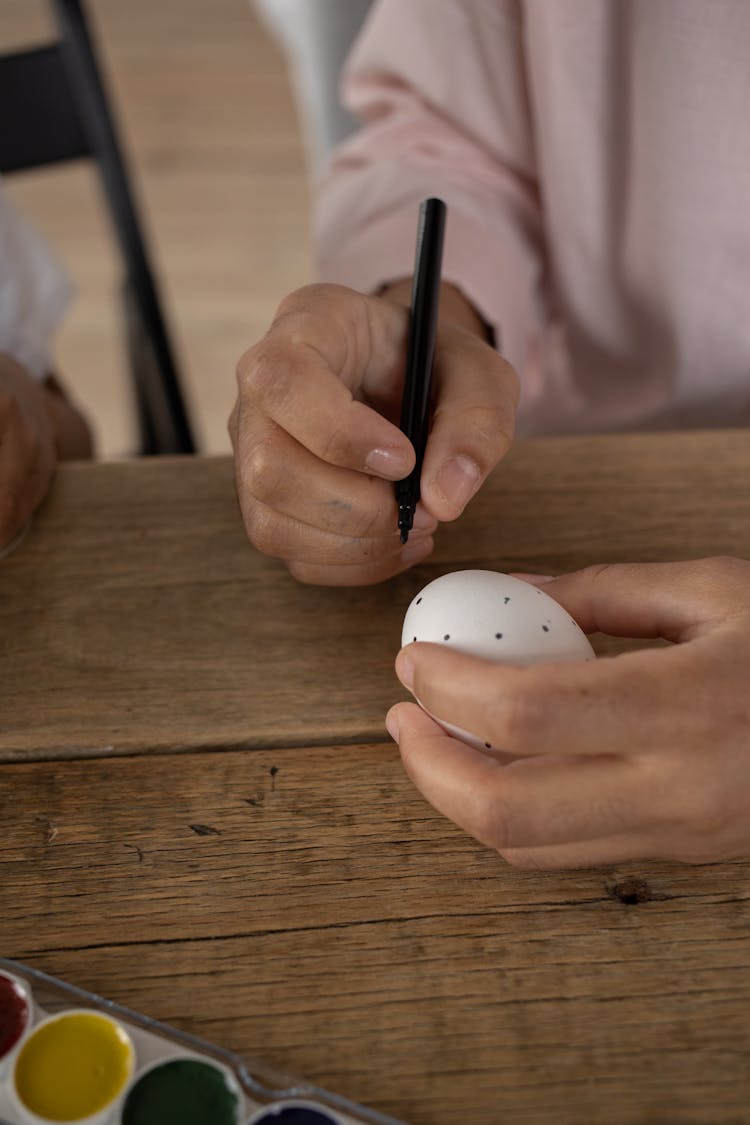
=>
[396,197,447,543]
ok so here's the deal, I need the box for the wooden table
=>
[1,430,749,1124]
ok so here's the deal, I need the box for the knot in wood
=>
[608,877,653,905]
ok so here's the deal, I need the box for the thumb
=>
[420,326,519,521]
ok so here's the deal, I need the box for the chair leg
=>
[50,0,197,455]
[122,282,159,457]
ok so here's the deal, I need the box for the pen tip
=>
[400,529,409,544]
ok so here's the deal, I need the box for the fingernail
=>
[511,572,555,585]
[365,446,411,478]
[385,709,400,742]
[395,651,415,689]
[433,456,482,512]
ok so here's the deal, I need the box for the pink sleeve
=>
[314,0,548,372]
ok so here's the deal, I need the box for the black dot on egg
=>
[504,596,511,604]
[443,634,450,641]
[484,742,492,749]
[413,636,417,642]
[495,632,503,639]
[542,625,549,632]
[416,597,422,604]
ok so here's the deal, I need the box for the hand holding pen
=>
[230,209,519,585]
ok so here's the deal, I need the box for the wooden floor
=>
[1,0,311,456]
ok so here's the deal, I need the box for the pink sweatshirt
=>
[315,0,750,436]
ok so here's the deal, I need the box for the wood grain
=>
[2,434,750,1123]
[1,745,749,1125]
[2,430,750,761]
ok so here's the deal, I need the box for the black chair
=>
[0,0,196,455]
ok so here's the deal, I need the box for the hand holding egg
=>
[388,558,750,869]
[400,570,594,751]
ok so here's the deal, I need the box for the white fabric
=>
[0,178,72,379]
[252,0,372,173]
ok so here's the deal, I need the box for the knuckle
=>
[240,436,284,505]
[236,345,290,413]
[488,682,545,752]
[316,422,352,468]
[468,785,516,852]
[235,346,255,389]
[348,484,392,540]
[580,561,618,585]
[242,503,284,557]
[469,401,515,449]
[273,287,312,323]
[273,282,345,321]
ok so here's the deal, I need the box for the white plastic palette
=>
[0,960,405,1125]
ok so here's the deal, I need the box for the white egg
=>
[400,569,595,751]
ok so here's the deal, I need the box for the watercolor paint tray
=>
[0,959,406,1125]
